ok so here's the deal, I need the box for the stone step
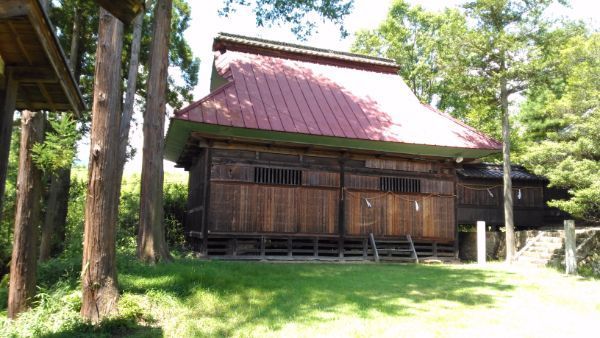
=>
[516,256,550,265]
[536,237,563,244]
[527,245,562,253]
[520,252,555,260]
[541,231,564,238]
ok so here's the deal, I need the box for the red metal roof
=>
[174,48,501,153]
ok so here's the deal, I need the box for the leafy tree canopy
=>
[219,0,354,38]
[519,32,600,221]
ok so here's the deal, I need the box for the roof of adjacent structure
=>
[457,163,546,181]
[165,34,502,165]
[96,0,145,24]
[0,0,85,114]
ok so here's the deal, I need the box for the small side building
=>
[456,163,567,229]
[165,33,502,259]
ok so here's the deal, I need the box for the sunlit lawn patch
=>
[1,259,599,337]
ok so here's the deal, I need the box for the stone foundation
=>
[459,230,542,261]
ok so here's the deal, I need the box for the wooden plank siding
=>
[456,178,546,227]
[209,183,338,234]
[189,147,457,243]
[344,191,454,241]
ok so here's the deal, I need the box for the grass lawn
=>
[1,258,599,337]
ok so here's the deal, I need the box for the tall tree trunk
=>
[8,110,44,319]
[117,7,147,186]
[39,5,82,262]
[138,0,172,263]
[81,8,123,323]
[0,71,18,223]
[501,76,515,263]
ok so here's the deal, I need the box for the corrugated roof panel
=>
[173,48,502,155]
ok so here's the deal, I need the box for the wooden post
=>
[338,159,345,258]
[0,70,18,222]
[564,220,577,275]
[8,110,44,319]
[369,233,379,263]
[453,172,459,259]
[477,221,486,265]
[201,148,212,255]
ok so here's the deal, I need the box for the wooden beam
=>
[96,0,145,24]
[0,0,29,19]
[16,101,71,111]
[11,67,58,83]
[37,81,56,111]
[27,0,84,114]
[0,54,4,82]
[7,21,33,65]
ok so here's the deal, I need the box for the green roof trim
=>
[165,119,501,164]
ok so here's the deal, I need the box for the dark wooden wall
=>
[456,178,545,227]
[187,145,457,242]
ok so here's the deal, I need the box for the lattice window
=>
[254,167,302,186]
[379,176,421,193]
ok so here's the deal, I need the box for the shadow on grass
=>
[1,256,518,337]
[38,318,163,338]
[118,258,517,335]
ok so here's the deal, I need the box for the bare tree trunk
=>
[39,167,70,261]
[0,71,18,223]
[116,8,147,185]
[8,110,44,319]
[81,8,123,323]
[138,0,172,263]
[501,76,515,263]
[39,6,82,262]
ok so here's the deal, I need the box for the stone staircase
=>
[515,231,564,266]
[515,229,600,266]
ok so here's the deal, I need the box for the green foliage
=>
[32,114,79,175]
[352,0,565,140]
[50,0,200,124]
[219,0,354,38]
[519,33,600,221]
[352,1,469,112]
[61,175,87,258]
[116,174,188,254]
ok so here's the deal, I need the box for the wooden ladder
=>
[369,233,419,263]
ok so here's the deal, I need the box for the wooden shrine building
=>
[165,33,503,260]
[457,163,568,229]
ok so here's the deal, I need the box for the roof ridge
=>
[215,32,399,69]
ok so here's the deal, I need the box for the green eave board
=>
[165,119,500,164]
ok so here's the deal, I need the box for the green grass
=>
[1,258,600,337]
